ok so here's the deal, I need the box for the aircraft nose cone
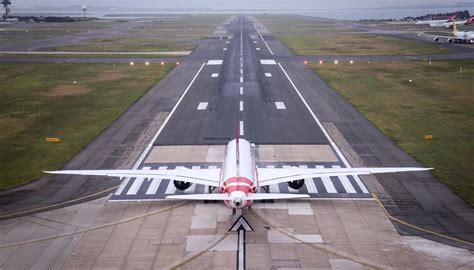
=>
[230,191,247,208]
[233,197,243,207]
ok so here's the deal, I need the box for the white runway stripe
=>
[299,165,318,193]
[197,102,208,110]
[126,167,151,195]
[332,165,356,193]
[239,121,244,136]
[354,176,369,193]
[146,166,167,195]
[316,165,337,193]
[115,178,130,195]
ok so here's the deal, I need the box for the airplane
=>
[415,14,457,25]
[434,19,474,43]
[45,134,432,209]
[429,16,474,28]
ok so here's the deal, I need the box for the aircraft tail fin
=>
[452,19,458,34]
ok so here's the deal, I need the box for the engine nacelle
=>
[173,180,192,191]
[447,38,453,43]
[433,37,439,42]
[287,179,304,190]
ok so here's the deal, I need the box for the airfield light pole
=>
[82,5,87,19]
[2,0,11,21]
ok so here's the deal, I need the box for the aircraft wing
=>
[45,168,221,187]
[258,167,432,187]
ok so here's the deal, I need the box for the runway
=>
[0,14,473,269]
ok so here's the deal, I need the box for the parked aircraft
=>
[415,14,457,25]
[45,135,431,209]
[429,16,474,28]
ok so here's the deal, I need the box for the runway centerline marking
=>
[223,48,228,51]
[240,87,243,95]
[278,62,367,190]
[197,102,209,110]
[211,73,219,78]
[256,48,261,51]
[240,121,244,136]
[265,73,272,77]
[240,101,244,112]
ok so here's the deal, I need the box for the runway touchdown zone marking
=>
[275,102,286,110]
[260,59,277,65]
[207,60,223,65]
[197,102,209,110]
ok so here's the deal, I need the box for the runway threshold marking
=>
[277,62,367,187]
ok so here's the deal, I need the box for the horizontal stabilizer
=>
[165,193,309,201]
[166,194,230,201]
[247,193,310,200]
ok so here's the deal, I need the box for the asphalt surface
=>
[0,15,472,250]
[156,17,328,145]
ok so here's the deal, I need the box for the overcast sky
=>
[14,0,466,9]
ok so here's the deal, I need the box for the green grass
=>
[0,53,185,58]
[279,34,448,55]
[50,15,229,52]
[256,15,449,55]
[311,61,474,206]
[0,20,115,44]
[0,63,174,189]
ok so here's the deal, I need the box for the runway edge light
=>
[424,135,433,140]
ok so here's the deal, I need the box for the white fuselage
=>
[454,31,474,42]
[219,139,257,208]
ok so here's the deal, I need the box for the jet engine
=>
[433,37,439,42]
[173,180,192,190]
[447,38,453,43]
[287,179,304,190]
